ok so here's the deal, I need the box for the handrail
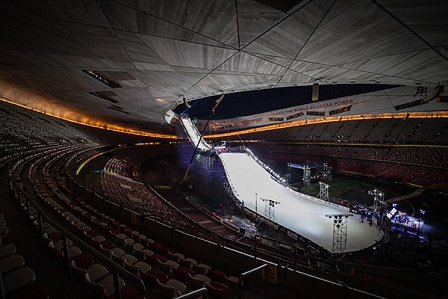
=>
[8,178,146,297]
[237,264,267,299]
[180,117,211,151]
[177,287,207,299]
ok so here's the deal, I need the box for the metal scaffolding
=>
[369,188,385,211]
[377,213,391,244]
[323,163,332,180]
[260,198,280,223]
[317,181,330,201]
[325,214,352,256]
[303,165,311,186]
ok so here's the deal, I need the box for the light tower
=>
[323,162,332,180]
[325,214,353,256]
[317,181,330,201]
[260,198,280,223]
[369,188,384,210]
[303,165,311,186]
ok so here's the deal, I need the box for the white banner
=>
[197,86,447,131]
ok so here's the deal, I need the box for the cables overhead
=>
[183,97,191,108]
[212,93,225,113]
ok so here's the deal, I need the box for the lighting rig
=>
[325,214,353,256]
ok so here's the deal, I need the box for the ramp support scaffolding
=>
[181,94,225,183]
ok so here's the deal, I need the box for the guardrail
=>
[180,116,211,151]
[9,178,146,299]
[177,287,207,299]
[237,264,267,299]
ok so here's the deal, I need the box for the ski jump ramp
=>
[180,115,379,252]
[180,116,211,152]
[218,152,379,252]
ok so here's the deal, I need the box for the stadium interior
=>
[0,1,447,299]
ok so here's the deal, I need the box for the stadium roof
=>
[0,0,447,136]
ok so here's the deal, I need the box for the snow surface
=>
[180,117,211,151]
[219,152,379,252]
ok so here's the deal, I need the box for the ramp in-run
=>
[179,116,211,152]
[218,152,379,252]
